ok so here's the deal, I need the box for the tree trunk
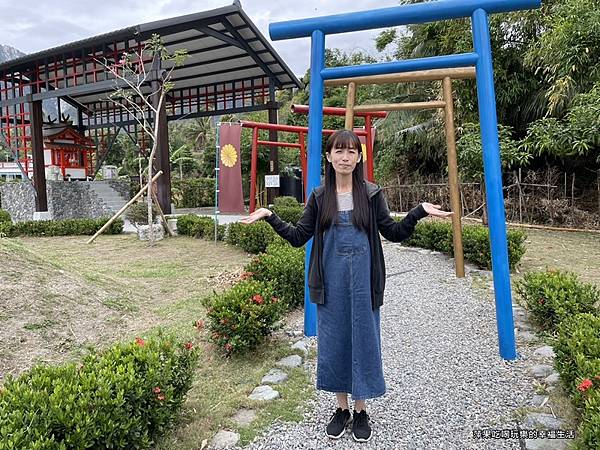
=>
[481,178,488,226]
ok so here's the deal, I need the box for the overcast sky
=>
[0,0,403,77]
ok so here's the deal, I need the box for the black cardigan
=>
[265,181,428,310]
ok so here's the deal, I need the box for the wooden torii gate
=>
[326,67,476,278]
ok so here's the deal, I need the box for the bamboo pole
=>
[345,81,356,130]
[151,189,175,237]
[324,67,477,86]
[86,171,163,244]
[442,77,465,278]
[353,101,445,112]
[518,168,523,223]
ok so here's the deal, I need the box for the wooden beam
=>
[30,100,48,212]
[344,81,356,130]
[442,76,465,278]
[86,171,162,244]
[353,101,445,112]
[325,67,476,86]
[151,55,172,215]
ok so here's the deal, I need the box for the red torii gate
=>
[243,106,386,213]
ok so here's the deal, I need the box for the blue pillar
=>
[472,8,517,360]
[304,29,325,337]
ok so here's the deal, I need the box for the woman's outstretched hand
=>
[422,202,454,218]
[240,208,272,224]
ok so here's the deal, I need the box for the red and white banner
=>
[218,123,245,213]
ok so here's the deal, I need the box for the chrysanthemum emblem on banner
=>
[221,144,238,168]
[218,123,245,213]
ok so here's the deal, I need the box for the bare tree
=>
[98,34,186,245]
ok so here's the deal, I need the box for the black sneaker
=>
[351,409,372,442]
[326,407,352,439]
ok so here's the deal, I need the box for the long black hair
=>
[319,130,369,232]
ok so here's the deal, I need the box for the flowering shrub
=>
[0,335,198,449]
[516,270,599,332]
[554,313,600,448]
[202,280,284,355]
[245,242,305,309]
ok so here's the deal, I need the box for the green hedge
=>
[126,201,160,225]
[401,219,527,270]
[273,196,300,207]
[245,242,305,309]
[226,221,282,254]
[516,270,599,332]
[0,210,11,224]
[0,335,199,449]
[272,205,304,225]
[171,178,215,208]
[0,217,123,237]
[202,279,284,355]
[176,215,225,240]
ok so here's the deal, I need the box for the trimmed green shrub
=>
[576,391,600,450]
[126,201,160,225]
[555,313,600,393]
[272,205,304,225]
[226,221,281,254]
[403,220,453,253]
[273,196,300,207]
[0,335,199,449]
[171,178,215,208]
[0,217,123,237]
[516,270,599,332]
[554,313,600,449]
[176,214,225,240]
[400,219,527,270]
[245,242,305,309]
[203,279,284,355]
[0,210,11,224]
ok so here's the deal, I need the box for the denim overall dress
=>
[316,205,386,400]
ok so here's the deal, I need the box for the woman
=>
[242,130,452,443]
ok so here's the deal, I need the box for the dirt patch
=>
[515,226,600,288]
[0,235,250,381]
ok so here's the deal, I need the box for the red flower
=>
[135,337,145,346]
[153,386,161,394]
[157,393,165,401]
[220,318,229,325]
[578,378,593,392]
[184,342,194,350]
[271,296,279,303]
[538,299,545,305]
[224,343,233,353]
[252,294,264,304]
[194,319,205,330]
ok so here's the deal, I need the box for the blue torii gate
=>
[270,0,541,360]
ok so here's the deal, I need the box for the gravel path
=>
[239,242,538,449]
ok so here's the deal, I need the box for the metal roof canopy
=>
[0,0,302,216]
[0,0,302,128]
